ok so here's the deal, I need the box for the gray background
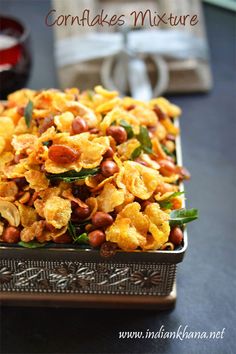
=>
[0,1,236,354]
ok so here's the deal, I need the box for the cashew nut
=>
[0,200,20,227]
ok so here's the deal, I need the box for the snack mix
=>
[0,86,197,254]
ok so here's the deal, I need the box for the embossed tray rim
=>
[0,281,177,310]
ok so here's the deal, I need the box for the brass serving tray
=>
[0,119,186,309]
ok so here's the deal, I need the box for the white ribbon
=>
[55,29,208,98]
[56,29,208,67]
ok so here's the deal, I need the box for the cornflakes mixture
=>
[0,86,197,254]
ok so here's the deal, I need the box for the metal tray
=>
[0,120,187,309]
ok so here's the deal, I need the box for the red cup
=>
[0,15,32,99]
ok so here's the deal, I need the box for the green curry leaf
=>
[120,120,134,139]
[136,126,153,153]
[169,208,198,226]
[68,221,77,239]
[46,168,100,182]
[161,144,176,160]
[68,221,89,244]
[18,241,46,248]
[131,145,142,160]
[73,232,89,244]
[24,100,33,128]
[131,126,155,159]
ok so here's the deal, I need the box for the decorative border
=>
[0,259,176,296]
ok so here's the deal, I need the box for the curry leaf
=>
[73,232,89,244]
[131,145,142,160]
[136,126,153,153]
[143,146,153,155]
[68,220,77,239]
[120,120,134,139]
[24,100,33,128]
[159,191,184,209]
[46,168,100,182]
[68,221,89,244]
[169,208,198,226]
[18,241,46,248]
[161,144,176,160]
[131,126,155,159]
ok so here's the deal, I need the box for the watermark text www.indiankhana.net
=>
[118,325,226,340]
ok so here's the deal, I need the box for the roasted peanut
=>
[176,166,191,180]
[93,173,104,184]
[135,158,148,167]
[103,147,114,159]
[153,105,167,120]
[158,159,176,177]
[85,223,94,233]
[169,227,183,246]
[3,226,20,243]
[74,205,91,220]
[88,230,106,248]
[148,126,157,134]
[166,155,175,163]
[38,116,55,134]
[101,160,119,177]
[48,145,79,164]
[53,232,72,244]
[71,201,78,209]
[166,134,175,141]
[89,128,99,134]
[92,212,113,228]
[106,126,127,144]
[71,117,88,134]
[126,104,135,111]
[17,106,25,116]
[156,182,174,195]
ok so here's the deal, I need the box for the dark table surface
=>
[0,2,236,354]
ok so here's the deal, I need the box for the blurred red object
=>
[0,15,32,99]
